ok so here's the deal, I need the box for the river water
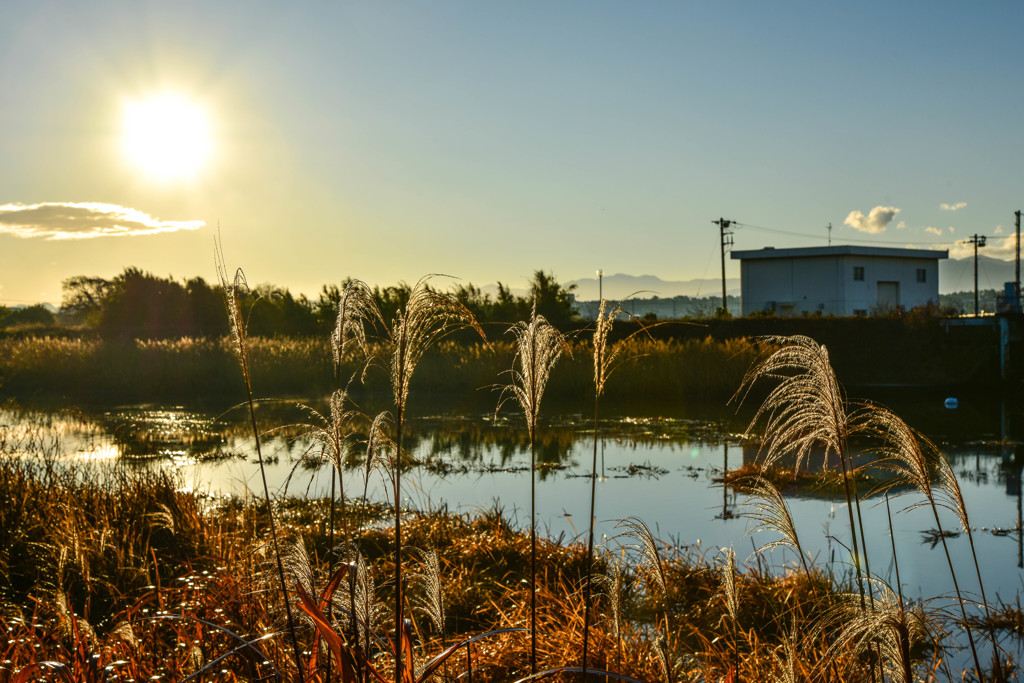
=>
[3,395,1023,670]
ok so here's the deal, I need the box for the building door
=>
[877,281,900,311]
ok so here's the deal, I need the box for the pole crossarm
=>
[966,233,987,317]
[713,217,734,315]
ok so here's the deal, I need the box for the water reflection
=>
[998,402,1024,568]
[715,441,738,520]
[101,408,227,461]
[5,399,1024,604]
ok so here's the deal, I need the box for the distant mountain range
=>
[4,302,58,313]
[479,274,740,302]
[939,255,1017,294]
[566,274,740,300]
[542,257,1021,301]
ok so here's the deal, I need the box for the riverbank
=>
[0,315,1003,408]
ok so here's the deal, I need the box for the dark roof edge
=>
[731,245,949,260]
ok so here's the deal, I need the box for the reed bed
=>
[0,335,756,409]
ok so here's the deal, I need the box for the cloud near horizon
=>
[948,234,1016,260]
[0,202,205,240]
[844,205,901,234]
[940,202,967,211]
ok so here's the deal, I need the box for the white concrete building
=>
[730,245,948,316]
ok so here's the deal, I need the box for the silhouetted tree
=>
[186,277,229,337]
[61,275,112,325]
[529,270,578,329]
[246,285,319,337]
[372,282,413,324]
[97,268,193,339]
[0,305,56,328]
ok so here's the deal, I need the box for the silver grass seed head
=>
[817,581,940,683]
[719,546,739,622]
[616,516,667,595]
[331,279,379,373]
[214,240,255,374]
[365,410,393,476]
[414,548,445,636]
[654,636,674,683]
[736,335,853,472]
[742,476,803,561]
[593,299,626,398]
[506,305,569,434]
[387,278,485,414]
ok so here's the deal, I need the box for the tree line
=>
[2,271,995,338]
[36,267,580,339]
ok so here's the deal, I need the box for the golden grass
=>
[0,335,759,408]
[0,446,905,682]
[1,323,1012,681]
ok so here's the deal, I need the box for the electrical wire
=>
[731,221,963,246]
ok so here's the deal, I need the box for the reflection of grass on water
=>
[78,404,740,471]
[101,408,227,460]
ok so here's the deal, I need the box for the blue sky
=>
[2,1,1022,304]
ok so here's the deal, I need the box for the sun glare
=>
[122,94,211,181]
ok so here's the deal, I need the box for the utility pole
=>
[596,269,603,302]
[713,218,734,315]
[827,222,832,246]
[1016,210,1021,306]
[969,234,987,317]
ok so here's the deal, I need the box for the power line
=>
[732,221,954,246]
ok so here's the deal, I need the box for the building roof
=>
[731,245,949,261]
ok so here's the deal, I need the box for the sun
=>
[122,93,211,181]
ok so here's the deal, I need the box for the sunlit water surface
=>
[4,398,1023,672]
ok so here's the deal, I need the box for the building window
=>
[916,268,926,283]
[853,266,864,281]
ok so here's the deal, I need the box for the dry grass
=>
[0,441,1006,682]
[2,310,1015,682]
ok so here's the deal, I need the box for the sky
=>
[2,1,1023,306]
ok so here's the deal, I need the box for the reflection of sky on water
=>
[4,402,1024,670]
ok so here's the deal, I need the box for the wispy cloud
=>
[0,202,205,240]
[896,221,907,229]
[844,206,900,234]
[940,202,967,211]
[924,226,942,235]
